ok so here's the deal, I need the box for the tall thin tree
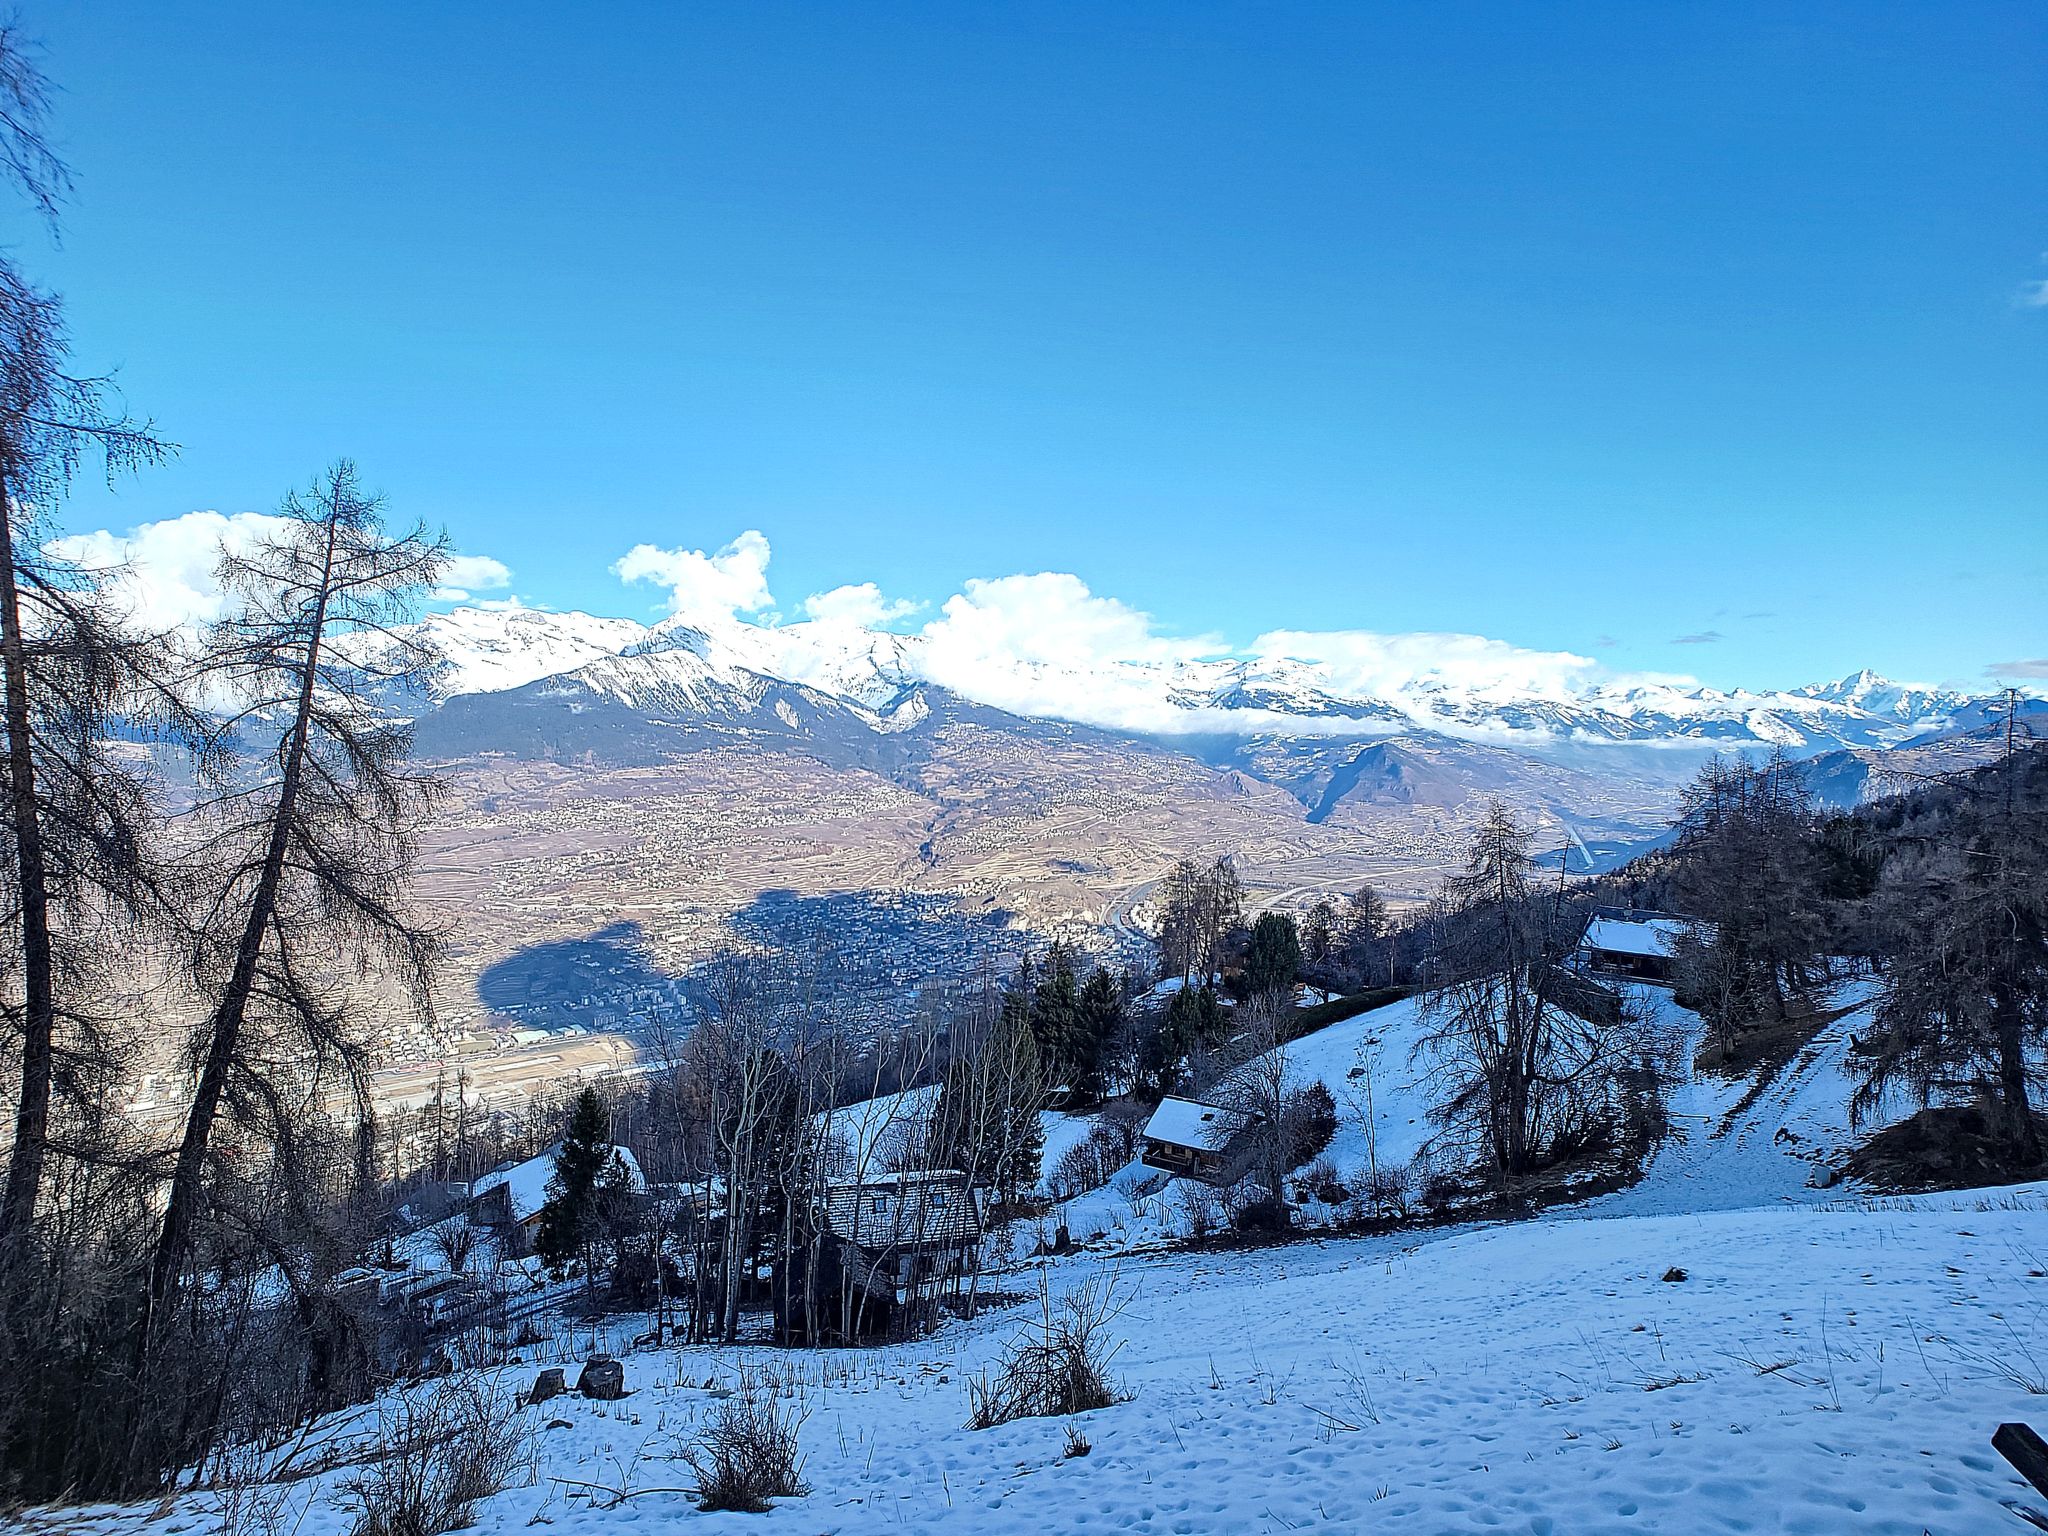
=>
[0,27,175,1242]
[144,463,446,1334]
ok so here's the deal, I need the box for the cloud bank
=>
[48,509,515,632]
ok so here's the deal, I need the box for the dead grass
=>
[966,1273,1127,1429]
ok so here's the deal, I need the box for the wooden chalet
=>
[1574,908,1692,987]
[1140,1097,1266,1186]
[779,1168,984,1340]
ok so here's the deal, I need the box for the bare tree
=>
[144,463,447,1341]
[1415,803,1677,1182]
[1852,760,2048,1161]
[1668,751,1828,1055]
[0,28,178,1242]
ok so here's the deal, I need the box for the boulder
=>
[577,1356,626,1400]
[528,1367,566,1405]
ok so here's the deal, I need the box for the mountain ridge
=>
[401,602,2007,759]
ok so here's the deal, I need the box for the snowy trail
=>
[1575,994,1865,1221]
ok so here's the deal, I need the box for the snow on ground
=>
[37,983,2044,1536]
[1576,983,1869,1220]
[43,1184,2048,1536]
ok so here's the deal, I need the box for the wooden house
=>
[779,1168,984,1340]
[1140,1097,1266,1186]
[1573,908,1692,987]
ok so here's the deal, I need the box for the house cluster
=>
[368,1135,990,1343]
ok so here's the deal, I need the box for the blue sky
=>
[23,1,2048,692]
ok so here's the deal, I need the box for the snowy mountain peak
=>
[403,603,2003,757]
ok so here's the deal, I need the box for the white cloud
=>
[916,572,1230,733]
[1248,627,1602,703]
[46,509,288,630]
[612,530,774,624]
[801,582,922,628]
[442,553,513,592]
[50,511,519,631]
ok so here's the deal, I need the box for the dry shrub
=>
[1050,1123,1128,1200]
[966,1273,1126,1429]
[342,1376,530,1536]
[684,1371,811,1513]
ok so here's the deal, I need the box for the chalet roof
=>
[1143,1097,1262,1151]
[1580,913,1689,961]
[471,1143,645,1224]
[821,1168,981,1251]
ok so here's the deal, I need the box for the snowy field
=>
[26,986,2048,1536]
[30,1185,2048,1536]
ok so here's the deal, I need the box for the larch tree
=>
[1416,802,1677,1181]
[1853,753,2048,1161]
[0,25,179,1244]
[144,463,447,1338]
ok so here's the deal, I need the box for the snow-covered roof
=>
[470,1143,644,1224]
[1143,1097,1262,1151]
[1580,915,1688,960]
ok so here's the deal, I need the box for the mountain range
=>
[399,603,2027,773]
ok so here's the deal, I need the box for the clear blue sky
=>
[23,1,2048,690]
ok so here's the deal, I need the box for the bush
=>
[1363,1163,1409,1217]
[684,1371,811,1513]
[967,1275,1126,1428]
[344,1377,530,1536]
[1282,1081,1339,1169]
[1230,1196,1290,1234]
[1293,1154,1347,1205]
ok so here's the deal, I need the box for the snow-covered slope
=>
[61,1182,2048,1536]
[407,607,650,697]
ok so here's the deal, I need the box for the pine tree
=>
[535,1089,610,1278]
[1070,966,1124,1103]
[1149,983,1224,1097]
[1031,942,1080,1090]
[1244,911,1301,1000]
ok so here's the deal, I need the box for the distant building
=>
[1574,907,1692,986]
[779,1169,984,1340]
[467,1142,646,1254]
[1140,1097,1266,1186]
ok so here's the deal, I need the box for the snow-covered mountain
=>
[400,602,1997,759]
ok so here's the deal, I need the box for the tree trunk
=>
[1994,984,2041,1162]
[0,460,57,1241]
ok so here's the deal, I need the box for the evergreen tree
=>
[1070,965,1125,1103]
[535,1089,610,1278]
[1243,911,1302,1000]
[1031,942,1081,1089]
[1149,983,1224,1097]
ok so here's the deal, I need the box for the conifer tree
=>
[535,1089,611,1277]
[1243,911,1302,1000]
